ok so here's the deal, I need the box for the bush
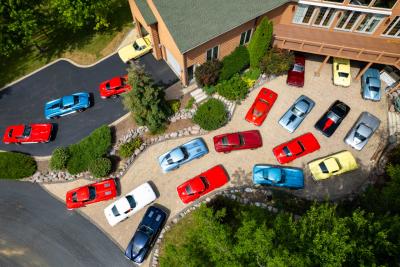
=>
[203,85,216,96]
[118,137,143,159]
[0,152,37,179]
[242,68,261,88]
[88,158,112,178]
[215,74,249,101]
[248,17,273,69]
[260,48,294,76]
[168,99,181,114]
[219,46,249,81]
[185,97,195,110]
[50,147,70,170]
[195,60,222,87]
[66,125,112,174]
[193,99,228,130]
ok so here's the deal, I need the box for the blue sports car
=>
[252,164,304,189]
[278,95,315,133]
[44,92,90,119]
[362,68,381,101]
[158,138,208,172]
[125,206,167,264]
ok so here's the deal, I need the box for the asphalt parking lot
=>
[0,53,178,156]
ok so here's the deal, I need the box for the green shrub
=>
[118,137,143,159]
[50,147,70,170]
[193,99,228,130]
[67,125,112,174]
[203,85,216,96]
[195,60,222,87]
[185,97,195,110]
[248,17,273,69]
[260,48,294,76]
[168,99,181,114]
[88,158,112,178]
[0,152,37,179]
[219,46,249,81]
[215,74,249,101]
[242,68,261,88]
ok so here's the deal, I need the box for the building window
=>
[383,16,400,37]
[240,29,252,45]
[373,0,396,9]
[349,0,373,6]
[355,14,384,33]
[293,4,316,25]
[206,45,219,61]
[335,11,362,31]
[313,7,336,27]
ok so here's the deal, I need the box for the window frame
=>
[240,29,252,45]
[206,45,219,61]
[382,16,400,38]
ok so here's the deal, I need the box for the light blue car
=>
[362,68,381,101]
[158,138,209,172]
[278,95,315,133]
[252,164,304,189]
[44,92,90,119]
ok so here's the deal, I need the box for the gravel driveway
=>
[43,59,388,266]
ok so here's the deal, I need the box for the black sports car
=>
[314,100,350,137]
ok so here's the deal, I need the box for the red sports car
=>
[273,132,320,164]
[3,123,52,144]
[213,130,262,153]
[245,88,278,126]
[287,55,305,87]
[66,178,117,209]
[99,75,132,99]
[177,165,229,204]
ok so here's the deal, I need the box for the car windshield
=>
[8,129,13,137]
[73,96,79,105]
[283,146,292,157]
[139,225,154,237]
[338,72,349,78]
[50,103,61,109]
[369,86,380,92]
[319,162,329,174]
[354,131,367,142]
[111,205,120,217]
[105,82,111,90]
[72,192,78,202]
[126,195,136,209]
[293,64,304,72]
[22,125,32,137]
[88,186,96,201]
[292,106,304,117]
[238,134,245,146]
[221,137,228,146]
[185,185,194,195]
[200,176,209,190]
[133,41,142,51]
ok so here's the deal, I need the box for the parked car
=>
[118,35,152,63]
[273,132,320,164]
[245,87,278,126]
[287,55,305,87]
[333,57,351,87]
[65,178,117,210]
[177,165,229,204]
[104,182,156,227]
[315,100,350,137]
[124,206,167,264]
[99,75,131,99]
[308,151,358,180]
[362,68,381,101]
[213,130,262,153]
[278,95,315,133]
[344,112,380,151]
[252,165,304,189]
[3,123,52,144]
[44,92,90,119]
[158,138,208,173]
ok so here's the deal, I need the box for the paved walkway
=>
[43,59,388,266]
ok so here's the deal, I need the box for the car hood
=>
[125,232,148,263]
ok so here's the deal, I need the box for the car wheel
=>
[16,142,21,145]
[77,109,85,112]
[53,116,60,119]
[111,95,118,99]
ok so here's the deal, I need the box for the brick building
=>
[128,0,400,86]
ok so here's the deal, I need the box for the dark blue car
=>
[125,206,167,264]
[252,164,304,189]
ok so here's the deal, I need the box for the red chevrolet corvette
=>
[287,55,305,87]
[273,132,320,164]
[213,130,262,153]
[177,165,229,204]
[99,75,132,99]
[66,178,117,209]
[3,123,52,144]
[245,88,278,126]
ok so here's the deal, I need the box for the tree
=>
[123,62,171,133]
[248,17,273,69]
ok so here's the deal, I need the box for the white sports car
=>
[104,182,157,227]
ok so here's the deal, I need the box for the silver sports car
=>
[279,95,315,133]
[344,112,380,151]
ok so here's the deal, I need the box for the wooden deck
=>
[273,24,400,69]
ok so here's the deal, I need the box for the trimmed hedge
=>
[195,60,222,87]
[88,158,112,178]
[260,48,294,76]
[193,99,228,131]
[168,99,181,114]
[215,74,249,101]
[248,17,273,69]
[50,147,70,170]
[66,125,112,175]
[219,46,249,81]
[0,152,37,179]
[118,137,143,159]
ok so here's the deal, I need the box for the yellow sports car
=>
[308,151,358,180]
[333,57,351,87]
[118,35,152,63]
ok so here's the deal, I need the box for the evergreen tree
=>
[248,17,273,69]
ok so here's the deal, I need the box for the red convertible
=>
[287,55,305,87]
[245,88,278,126]
[99,75,132,99]
[273,132,320,164]
[3,123,52,144]
[177,165,229,204]
[213,130,262,153]
[66,178,117,209]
